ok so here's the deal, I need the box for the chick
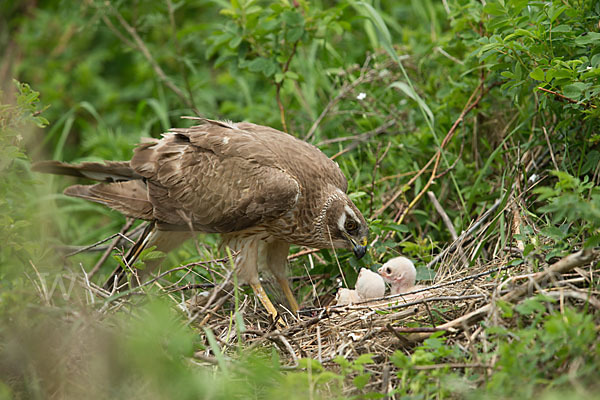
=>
[378,256,424,296]
[355,267,386,299]
[335,287,361,305]
[335,268,386,305]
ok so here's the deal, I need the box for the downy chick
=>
[335,268,385,305]
[378,257,425,296]
[355,267,385,299]
[335,288,361,305]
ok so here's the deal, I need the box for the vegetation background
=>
[1,0,599,398]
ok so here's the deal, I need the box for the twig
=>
[389,326,455,333]
[89,219,135,278]
[304,55,400,141]
[542,126,559,170]
[385,323,411,346]
[427,191,469,267]
[166,0,197,110]
[66,232,124,257]
[317,119,396,146]
[373,79,495,220]
[537,87,597,109]
[287,247,320,260]
[411,363,491,370]
[425,197,503,269]
[102,1,199,113]
[275,40,299,133]
[381,364,390,400]
[329,119,396,160]
[370,142,392,215]
[406,249,597,342]
[544,290,600,309]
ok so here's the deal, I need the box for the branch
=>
[537,87,597,109]
[101,2,199,114]
[373,79,498,220]
[275,40,299,133]
[406,249,597,342]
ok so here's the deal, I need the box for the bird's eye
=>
[386,267,391,274]
[344,220,357,231]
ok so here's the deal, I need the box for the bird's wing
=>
[236,121,349,192]
[130,121,301,232]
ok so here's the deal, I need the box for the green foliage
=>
[390,333,471,398]
[0,81,53,303]
[3,0,600,398]
[482,307,600,398]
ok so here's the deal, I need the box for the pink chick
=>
[378,257,424,295]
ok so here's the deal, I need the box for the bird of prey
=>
[34,118,369,320]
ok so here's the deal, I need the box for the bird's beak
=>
[350,236,368,259]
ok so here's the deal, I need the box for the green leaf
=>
[286,27,304,42]
[384,223,408,233]
[575,32,600,46]
[415,266,435,281]
[203,328,228,371]
[529,67,545,81]
[562,82,587,100]
[353,373,371,389]
[515,296,552,316]
[354,353,375,365]
[483,3,506,16]
[228,36,242,49]
[539,226,565,241]
[298,358,324,371]
[315,371,342,385]
[389,81,434,125]
[584,234,600,249]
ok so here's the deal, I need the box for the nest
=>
[182,247,598,396]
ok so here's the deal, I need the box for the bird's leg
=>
[263,240,299,313]
[276,276,299,313]
[227,236,286,327]
[249,282,283,324]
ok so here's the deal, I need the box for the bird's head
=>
[322,192,369,258]
[378,257,416,286]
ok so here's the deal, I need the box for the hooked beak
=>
[347,235,368,259]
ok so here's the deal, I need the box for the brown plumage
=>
[34,118,369,320]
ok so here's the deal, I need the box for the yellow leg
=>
[277,277,299,314]
[250,282,286,327]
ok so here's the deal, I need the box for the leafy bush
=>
[2,0,600,398]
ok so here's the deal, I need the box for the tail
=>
[33,160,153,220]
[32,160,143,182]
[104,223,193,290]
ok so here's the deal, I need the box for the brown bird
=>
[378,256,423,296]
[34,118,369,320]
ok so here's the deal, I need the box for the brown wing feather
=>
[64,181,153,220]
[131,134,300,232]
